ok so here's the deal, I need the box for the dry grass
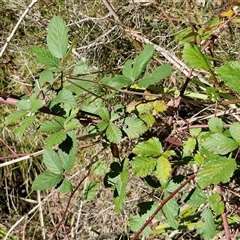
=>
[1,0,240,239]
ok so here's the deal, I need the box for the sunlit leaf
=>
[202,133,238,155]
[58,179,73,193]
[209,193,224,214]
[131,156,156,177]
[229,122,240,144]
[133,137,163,157]
[208,117,224,133]
[137,65,172,88]
[216,61,240,93]
[45,131,67,149]
[197,156,237,189]
[114,159,129,213]
[183,43,212,72]
[106,123,122,144]
[162,197,179,229]
[197,208,216,240]
[30,46,60,67]
[32,172,63,190]
[43,149,63,174]
[47,16,68,58]
[155,156,171,184]
[82,182,100,201]
[123,117,147,139]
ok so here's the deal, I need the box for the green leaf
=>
[106,123,122,144]
[189,128,202,138]
[183,138,196,155]
[92,161,108,176]
[73,60,95,75]
[58,149,69,171]
[209,193,224,214]
[29,94,43,113]
[197,156,237,189]
[32,172,63,190]
[30,46,60,67]
[82,182,100,201]
[5,111,28,125]
[39,120,63,132]
[123,117,147,139]
[16,99,30,111]
[101,75,132,89]
[40,69,54,84]
[202,133,238,155]
[97,107,110,121]
[58,179,73,193]
[64,118,80,130]
[133,137,163,157]
[197,208,216,240]
[208,117,224,133]
[97,121,109,131]
[114,159,129,213]
[139,114,155,128]
[66,78,95,95]
[49,89,77,109]
[65,131,77,171]
[130,202,160,236]
[185,187,207,206]
[183,43,212,72]
[137,64,172,88]
[45,131,67,149]
[131,156,156,177]
[122,59,134,79]
[155,156,171,184]
[229,122,240,144]
[130,214,153,236]
[43,149,63,174]
[216,61,240,93]
[133,44,154,79]
[162,197,179,229]
[14,116,35,136]
[47,16,68,58]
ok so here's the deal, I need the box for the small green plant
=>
[4,13,240,239]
